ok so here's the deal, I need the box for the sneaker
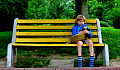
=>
[89,56,94,67]
[78,56,83,67]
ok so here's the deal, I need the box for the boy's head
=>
[75,15,86,26]
[75,15,86,23]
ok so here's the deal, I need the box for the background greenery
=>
[0,0,120,67]
[0,0,120,31]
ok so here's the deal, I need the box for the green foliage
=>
[17,48,56,57]
[89,3,105,20]
[0,48,7,58]
[14,57,50,68]
[100,21,109,27]
[98,0,116,10]
[88,0,120,28]
[94,60,104,67]
[106,7,120,29]
[0,31,12,58]
[17,47,90,57]
[101,27,120,59]
[1,0,120,31]
[35,49,51,57]
[0,0,28,31]
[33,61,49,68]
[25,0,75,19]
[17,50,34,56]
[82,48,90,56]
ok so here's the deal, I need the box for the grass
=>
[0,31,12,58]
[101,27,120,59]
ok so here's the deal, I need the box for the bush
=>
[89,3,105,20]
[0,48,7,58]
[106,7,120,29]
[25,0,75,19]
[14,57,50,68]
[17,50,34,56]
[33,61,49,68]
[114,17,120,29]
[100,21,109,27]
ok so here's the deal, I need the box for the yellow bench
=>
[7,18,109,67]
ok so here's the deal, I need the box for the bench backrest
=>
[12,18,102,44]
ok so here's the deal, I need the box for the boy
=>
[72,15,94,67]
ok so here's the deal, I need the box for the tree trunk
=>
[75,0,89,19]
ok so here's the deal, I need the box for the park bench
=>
[7,18,109,67]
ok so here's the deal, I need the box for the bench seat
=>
[12,43,105,47]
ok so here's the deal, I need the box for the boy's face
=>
[77,19,84,27]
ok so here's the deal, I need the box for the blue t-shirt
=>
[72,24,93,38]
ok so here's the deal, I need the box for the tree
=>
[25,0,75,19]
[75,0,89,18]
[0,0,28,31]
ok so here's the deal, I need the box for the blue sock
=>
[89,56,94,67]
[78,56,83,67]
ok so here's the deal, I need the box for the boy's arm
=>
[72,26,78,36]
[88,27,93,38]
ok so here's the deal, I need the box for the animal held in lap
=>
[66,26,90,44]
[81,26,90,40]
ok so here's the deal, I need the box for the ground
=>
[0,55,120,68]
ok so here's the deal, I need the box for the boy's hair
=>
[75,15,86,23]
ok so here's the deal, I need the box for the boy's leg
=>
[86,40,94,56]
[86,40,94,67]
[89,56,94,67]
[77,41,83,56]
[77,41,83,67]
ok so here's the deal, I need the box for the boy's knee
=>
[87,40,93,46]
[77,41,83,45]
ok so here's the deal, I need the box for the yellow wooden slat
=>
[17,19,96,24]
[85,19,97,23]
[16,32,72,36]
[16,32,98,36]
[15,38,98,42]
[12,43,104,47]
[17,26,73,30]
[16,26,97,30]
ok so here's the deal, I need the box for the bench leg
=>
[7,43,17,67]
[7,43,12,67]
[12,47,17,64]
[102,43,109,66]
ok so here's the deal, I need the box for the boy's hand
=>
[83,30,89,34]
[79,31,84,34]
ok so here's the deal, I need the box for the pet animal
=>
[66,34,85,44]
[66,26,90,44]
[81,26,90,40]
